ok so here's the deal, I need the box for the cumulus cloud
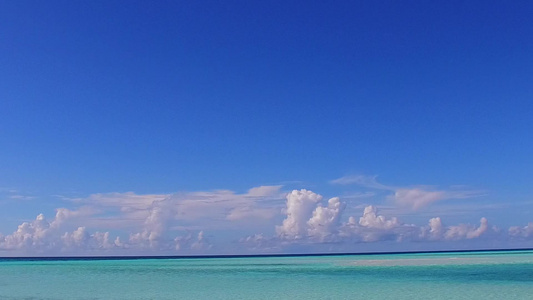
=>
[444,218,489,240]
[508,223,533,238]
[244,189,497,249]
[340,206,417,242]
[358,206,400,230]
[239,233,281,251]
[0,185,285,254]
[0,186,521,255]
[123,186,283,249]
[174,231,212,251]
[276,189,323,239]
[307,197,346,241]
[0,207,210,254]
[420,217,444,240]
[0,214,52,250]
[0,209,122,254]
[419,217,490,240]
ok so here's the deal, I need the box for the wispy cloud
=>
[330,175,392,190]
[331,175,484,209]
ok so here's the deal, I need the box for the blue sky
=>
[1,1,532,256]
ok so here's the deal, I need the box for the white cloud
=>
[174,231,212,251]
[307,197,346,241]
[330,175,392,190]
[332,174,483,209]
[508,222,533,238]
[263,190,495,247]
[419,217,444,240]
[391,188,485,210]
[358,206,400,230]
[0,209,121,254]
[247,185,283,197]
[0,186,521,255]
[391,188,447,209]
[0,185,285,254]
[276,189,323,239]
[444,217,489,240]
[226,206,277,221]
[239,233,281,251]
[418,217,490,241]
[0,214,51,250]
[340,206,417,242]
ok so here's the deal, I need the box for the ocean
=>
[1,250,532,299]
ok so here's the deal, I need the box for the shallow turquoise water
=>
[1,251,532,299]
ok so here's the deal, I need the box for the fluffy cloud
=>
[0,209,124,254]
[276,189,323,239]
[307,197,345,241]
[247,189,498,249]
[358,206,400,230]
[420,217,444,240]
[122,186,283,248]
[0,214,51,250]
[1,186,526,255]
[419,217,490,240]
[508,223,533,238]
[340,206,417,242]
[445,218,489,240]
[0,185,284,254]
[174,231,212,251]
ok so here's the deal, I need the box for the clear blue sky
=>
[1,1,532,255]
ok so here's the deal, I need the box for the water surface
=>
[1,250,532,299]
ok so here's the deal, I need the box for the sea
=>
[1,250,532,299]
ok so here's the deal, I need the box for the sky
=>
[0,1,532,256]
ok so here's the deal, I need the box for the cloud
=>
[391,188,485,210]
[331,174,483,209]
[307,197,346,241]
[357,206,401,230]
[330,175,392,190]
[340,206,417,242]
[174,231,212,251]
[0,208,122,254]
[508,223,533,239]
[247,185,283,197]
[239,233,281,251]
[391,188,447,209]
[420,217,490,240]
[420,217,444,240]
[121,185,284,249]
[444,218,489,240]
[276,189,323,239]
[0,185,285,254]
[0,186,521,255]
[226,206,277,221]
[245,189,497,249]
[62,227,120,250]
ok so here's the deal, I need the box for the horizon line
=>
[1,247,532,261]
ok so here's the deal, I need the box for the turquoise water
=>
[1,251,532,299]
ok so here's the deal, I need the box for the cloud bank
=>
[0,184,530,256]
